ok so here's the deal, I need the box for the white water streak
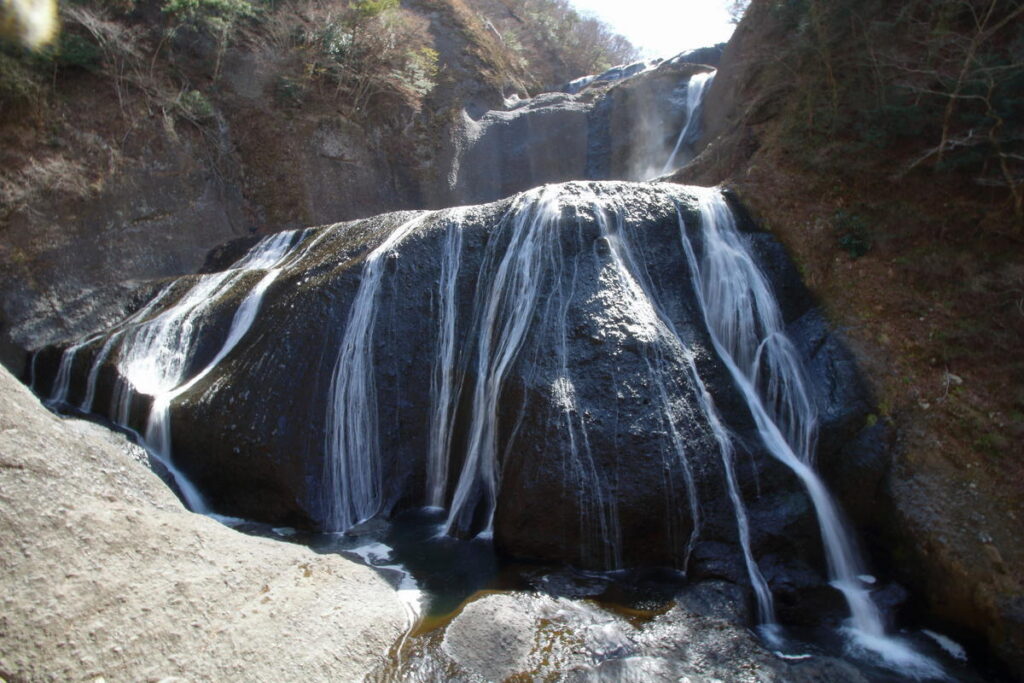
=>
[47,332,104,405]
[677,188,937,679]
[67,229,306,513]
[688,360,776,624]
[592,195,703,571]
[444,189,562,538]
[324,214,430,531]
[81,286,180,414]
[661,71,716,175]
[427,212,465,508]
[551,211,620,568]
[81,331,122,413]
[140,230,300,512]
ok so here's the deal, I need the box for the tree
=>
[727,0,750,24]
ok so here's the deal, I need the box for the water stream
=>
[678,187,942,676]
[661,70,716,175]
[324,214,432,531]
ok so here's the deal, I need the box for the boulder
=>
[431,584,868,682]
[0,364,405,680]
[33,182,875,594]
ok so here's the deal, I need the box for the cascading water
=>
[47,332,106,406]
[430,186,772,577]
[81,332,122,413]
[687,359,777,627]
[35,179,952,679]
[426,211,465,509]
[592,192,770,611]
[542,201,621,569]
[590,199,702,570]
[324,213,431,531]
[660,70,716,175]
[678,187,942,676]
[443,189,564,538]
[46,228,310,513]
[293,182,861,599]
[130,230,302,511]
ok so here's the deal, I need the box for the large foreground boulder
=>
[0,365,405,681]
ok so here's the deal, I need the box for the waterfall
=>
[81,332,121,413]
[550,202,621,569]
[438,190,624,563]
[426,211,464,509]
[593,191,770,594]
[423,184,784,574]
[324,214,431,531]
[47,333,104,406]
[590,198,701,570]
[678,188,941,674]
[687,360,777,626]
[50,229,308,513]
[661,71,716,175]
[117,230,297,400]
[444,189,563,538]
[81,286,180,414]
[130,230,301,510]
[36,179,945,676]
[677,189,872,623]
[47,342,79,406]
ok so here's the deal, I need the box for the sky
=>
[568,0,736,59]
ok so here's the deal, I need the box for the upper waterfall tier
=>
[442,60,716,205]
[34,182,877,584]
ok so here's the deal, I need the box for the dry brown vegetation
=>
[0,0,636,228]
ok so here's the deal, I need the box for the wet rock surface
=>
[34,182,877,598]
[407,584,869,682]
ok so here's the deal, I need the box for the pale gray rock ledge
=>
[0,366,405,682]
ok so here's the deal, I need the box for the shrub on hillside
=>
[300,1,438,116]
[463,0,638,89]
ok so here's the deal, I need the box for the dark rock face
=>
[0,158,248,375]
[34,182,876,586]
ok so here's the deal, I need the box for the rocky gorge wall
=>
[679,2,1024,676]
[0,32,716,375]
[4,0,1021,676]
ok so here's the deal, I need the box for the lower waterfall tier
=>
[33,181,879,589]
